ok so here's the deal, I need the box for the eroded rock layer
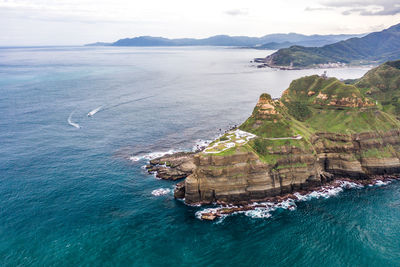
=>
[182,130,400,204]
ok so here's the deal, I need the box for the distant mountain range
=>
[85,33,365,49]
[262,23,400,68]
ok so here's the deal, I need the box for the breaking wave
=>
[370,180,391,187]
[129,150,177,162]
[151,188,171,196]
[192,139,212,152]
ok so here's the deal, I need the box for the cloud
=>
[308,0,400,16]
[224,9,248,16]
[304,7,333,12]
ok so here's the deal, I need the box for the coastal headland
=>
[146,60,400,219]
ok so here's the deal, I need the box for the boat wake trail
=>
[68,112,81,129]
[87,106,102,117]
[88,95,154,117]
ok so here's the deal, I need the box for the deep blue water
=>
[1,46,399,266]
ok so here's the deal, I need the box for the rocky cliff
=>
[174,61,400,205]
[182,129,400,205]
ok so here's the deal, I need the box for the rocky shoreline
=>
[144,151,399,221]
[144,149,400,220]
[198,175,399,220]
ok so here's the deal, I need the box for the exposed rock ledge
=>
[146,152,196,180]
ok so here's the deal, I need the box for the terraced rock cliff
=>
[175,61,400,205]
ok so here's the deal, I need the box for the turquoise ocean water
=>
[0,46,399,266]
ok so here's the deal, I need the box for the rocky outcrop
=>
[178,129,400,205]
[173,181,186,198]
[183,147,321,204]
[146,152,196,180]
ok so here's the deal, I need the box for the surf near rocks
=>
[145,152,197,180]
[195,175,399,221]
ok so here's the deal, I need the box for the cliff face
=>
[175,62,400,205]
[313,131,400,177]
[184,147,320,204]
[183,129,400,204]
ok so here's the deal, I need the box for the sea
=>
[0,46,399,266]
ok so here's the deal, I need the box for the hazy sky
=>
[1,0,399,45]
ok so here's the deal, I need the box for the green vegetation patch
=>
[321,80,361,98]
[219,136,229,141]
[284,101,312,121]
[247,137,312,165]
[259,93,272,100]
[305,108,400,134]
[361,146,396,159]
[240,117,294,138]
[356,60,400,115]
[271,46,334,67]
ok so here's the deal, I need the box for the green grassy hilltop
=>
[356,60,400,115]
[236,60,400,161]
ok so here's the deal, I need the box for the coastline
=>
[253,57,377,70]
[139,148,400,221]
[195,175,399,221]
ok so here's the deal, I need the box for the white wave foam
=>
[129,150,177,162]
[294,180,363,202]
[192,139,212,152]
[336,180,364,189]
[67,112,80,129]
[196,179,369,221]
[305,187,343,200]
[195,207,225,220]
[371,180,391,187]
[244,208,272,219]
[87,106,102,117]
[151,188,171,196]
[276,199,297,210]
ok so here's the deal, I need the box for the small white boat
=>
[87,106,102,117]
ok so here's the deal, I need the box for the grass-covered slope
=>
[237,63,400,160]
[202,61,400,162]
[265,23,400,68]
[241,73,397,135]
[240,93,295,138]
[356,60,400,115]
[284,76,399,133]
